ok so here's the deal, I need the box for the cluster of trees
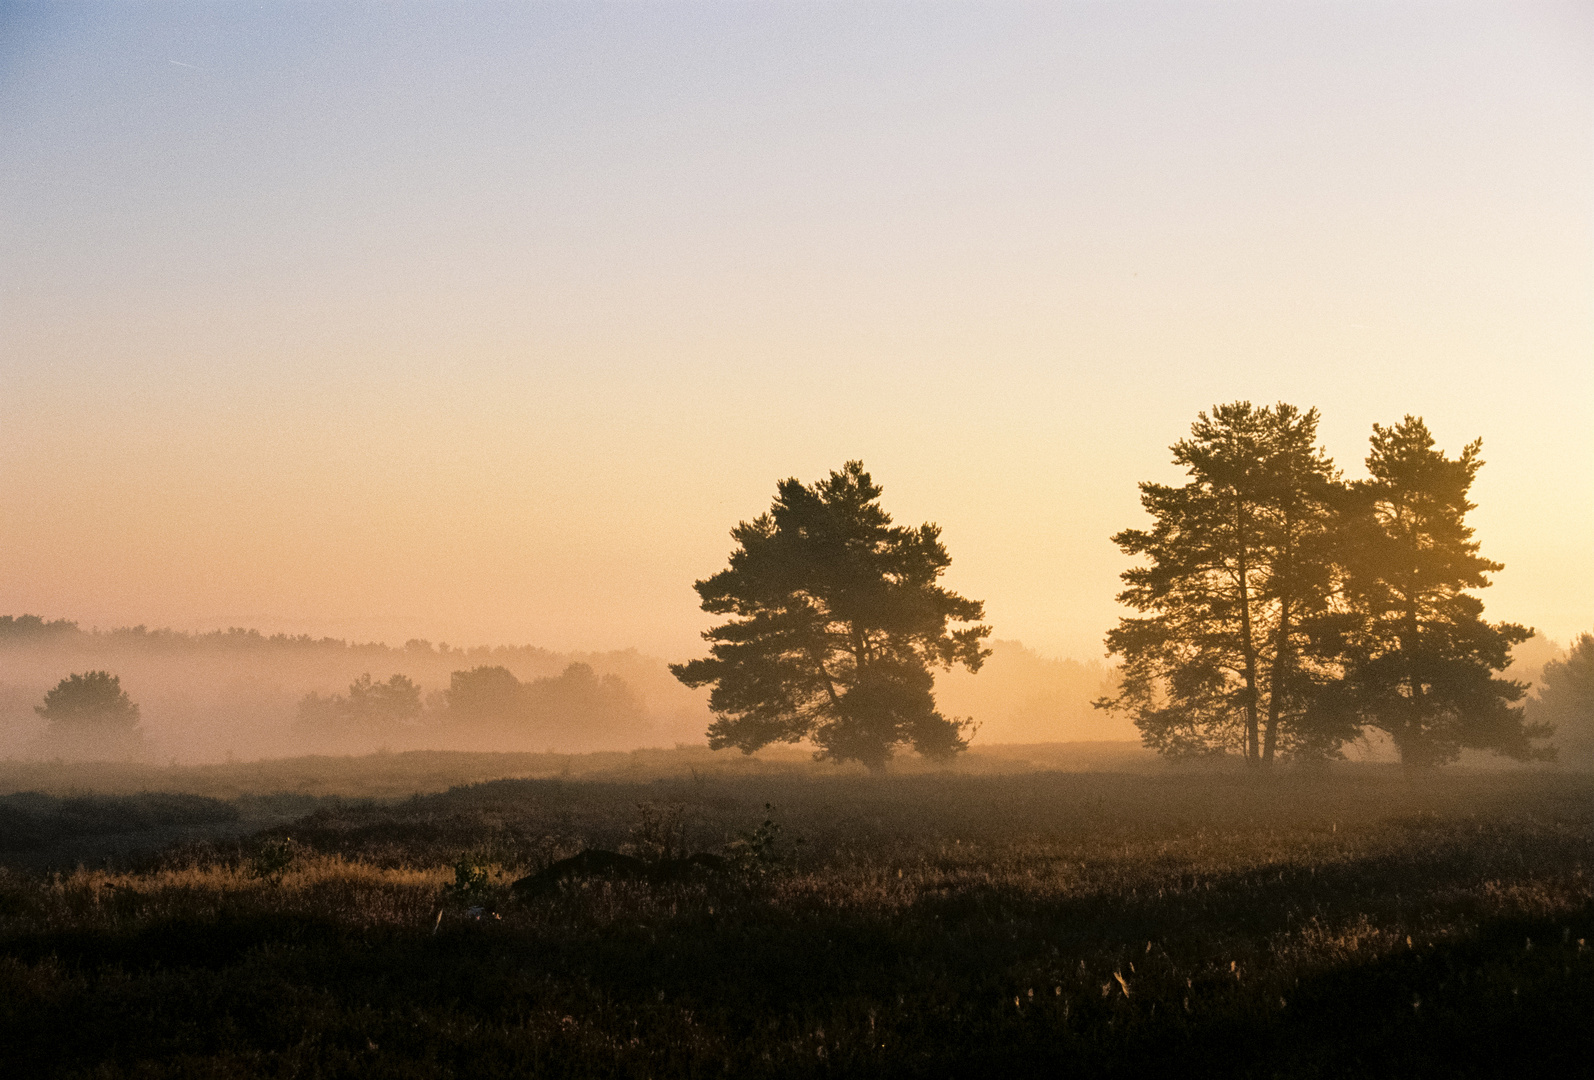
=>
[0,616,709,758]
[1100,402,1546,766]
[676,434,1582,772]
[15,661,653,758]
[443,662,642,734]
[294,663,644,740]
[295,673,423,732]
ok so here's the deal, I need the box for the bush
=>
[724,803,798,875]
[443,852,493,906]
[251,837,301,883]
[626,801,687,864]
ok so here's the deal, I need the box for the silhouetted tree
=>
[1532,633,1594,765]
[445,662,648,743]
[297,673,421,732]
[446,665,525,723]
[671,461,990,772]
[1328,417,1545,766]
[532,662,646,737]
[0,615,79,642]
[1101,402,1351,763]
[36,671,140,733]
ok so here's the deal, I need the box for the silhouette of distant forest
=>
[0,616,1124,764]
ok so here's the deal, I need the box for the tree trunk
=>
[1235,503,1262,766]
[1399,580,1426,766]
[1264,599,1288,764]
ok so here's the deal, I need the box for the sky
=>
[1,1,1590,663]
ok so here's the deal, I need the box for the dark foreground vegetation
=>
[1,760,1590,1078]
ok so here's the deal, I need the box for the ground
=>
[0,746,1589,1077]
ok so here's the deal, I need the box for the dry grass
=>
[0,763,1590,1078]
[0,742,1157,800]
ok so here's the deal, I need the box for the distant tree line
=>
[0,616,577,671]
[9,408,1588,769]
[1099,403,1548,767]
[0,615,80,643]
[293,663,644,740]
[296,673,423,731]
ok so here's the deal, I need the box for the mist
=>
[0,616,1137,765]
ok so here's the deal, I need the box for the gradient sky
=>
[2,1,1590,662]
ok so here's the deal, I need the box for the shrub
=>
[626,801,687,864]
[443,852,493,905]
[725,803,798,875]
[251,837,300,883]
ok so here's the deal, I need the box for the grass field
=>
[0,748,1590,1077]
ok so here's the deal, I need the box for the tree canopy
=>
[1329,417,1543,765]
[671,461,990,772]
[35,670,140,731]
[297,673,422,732]
[1102,402,1348,763]
[1102,404,1546,767]
[1532,633,1594,766]
[446,662,646,738]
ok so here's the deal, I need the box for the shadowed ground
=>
[0,758,1588,1077]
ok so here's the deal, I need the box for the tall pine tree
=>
[1102,402,1349,763]
[1328,417,1546,765]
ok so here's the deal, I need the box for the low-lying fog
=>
[0,617,1139,764]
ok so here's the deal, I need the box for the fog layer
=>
[0,619,1134,763]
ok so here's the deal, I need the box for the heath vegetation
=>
[0,760,1589,1078]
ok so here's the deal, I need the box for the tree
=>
[297,673,421,732]
[444,662,649,749]
[1100,402,1350,764]
[533,662,646,740]
[1330,417,1546,766]
[671,461,990,772]
[35,670,144,760]
[446,665,524,723]
[36,670,140,732]
[1531,633,1594,766]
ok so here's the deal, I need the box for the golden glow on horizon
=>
[1,3,1589,660]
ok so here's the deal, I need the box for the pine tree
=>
[671,461,990,772]
[36,670,140,732]
[1102,402,1350,763]
[1331,417,1546,765]
[35,670,143,760]
[1532,633,1594,766]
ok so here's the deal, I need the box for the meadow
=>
[0,748,1589,1078]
